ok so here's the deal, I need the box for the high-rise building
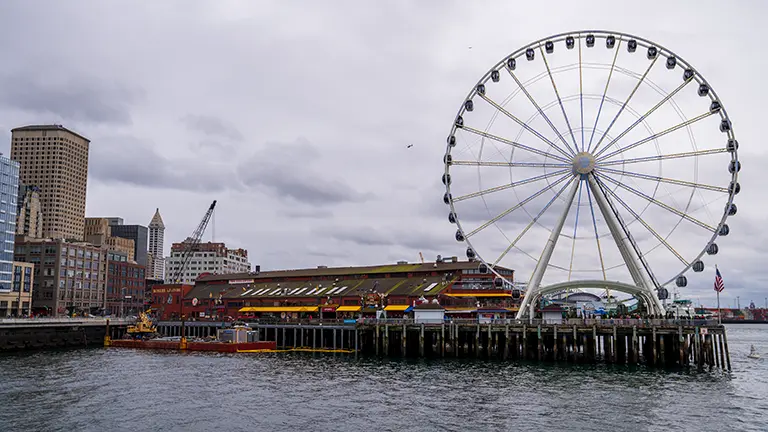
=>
[16,184,42,238]
[14,237,107,316]
[84,217,136,261]
[148,209,165,280]
[0,156,20,292]
[107,219,148,267]
[10,124,90,241]
[165,240,251,284]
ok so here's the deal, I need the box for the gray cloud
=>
[90,134,371,206]
[181,115,243,142]
[0,1,763,307]
[89,135,234,192]
[236,138,372,205]
[0,73,142,125]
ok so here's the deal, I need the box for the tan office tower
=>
[10,125,90,241]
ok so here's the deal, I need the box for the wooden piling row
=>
[169,321,732,370]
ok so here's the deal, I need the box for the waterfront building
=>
[14,237,107,316]
[15,184,42,238]
[148,209,165,280]
[108,221,148,267]
[0,156,20,294]
[165,240,251,284]
[150,258,515,321]
[0,262,34,317]
[105,249,146,316]
[10,125,90,241]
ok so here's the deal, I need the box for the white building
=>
[165,241,251,284]
[148,208,165,280]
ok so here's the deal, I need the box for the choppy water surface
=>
[0,324,766,432]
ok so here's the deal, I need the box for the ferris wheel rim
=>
[443,29,739,290]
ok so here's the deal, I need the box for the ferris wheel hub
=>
[572,152,596,175]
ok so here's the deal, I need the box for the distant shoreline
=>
[722,320,768,324]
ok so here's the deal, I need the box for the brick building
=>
[106,252,146,317]
[14,237,107,316]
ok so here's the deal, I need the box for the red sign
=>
[322,307,336,313]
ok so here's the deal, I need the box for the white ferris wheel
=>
[442,31,740,319]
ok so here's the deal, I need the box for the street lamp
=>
[120,287,126,318]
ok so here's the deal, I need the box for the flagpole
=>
[717,289,721,325]
[716,264,721,325]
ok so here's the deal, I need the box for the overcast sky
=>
[0,0,764,307]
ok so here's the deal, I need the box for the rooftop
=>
[197,260,511,282]
[149,208,165,229]
[11,124,90,142]
[186,274,451,300]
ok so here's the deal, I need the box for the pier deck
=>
[158,318,730,370]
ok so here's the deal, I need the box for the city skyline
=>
[0,2,763,308]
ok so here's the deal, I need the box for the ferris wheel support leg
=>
[516,178,580,322]
[586,175,665,316]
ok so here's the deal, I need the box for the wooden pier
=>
[158,319,731,370]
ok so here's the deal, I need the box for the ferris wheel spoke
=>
[474,94,572,161]
[506,69,577,157]
[586,38,622,152]
[597,175,690,266]
[465,173,573,238]
[492,176,575,266]
[452,169,569,203]
[596,111,716,162]
[591,77,694,157]
[598,173,717,233]
[588,55,660,155]
[596,167,729,193]
[585,183,607,281]
[452,160,570,169]
[578,36,584,151]
[461,123,571,162]
[598,147,728,167]
[567,181,585,282]
[539,45,580,153]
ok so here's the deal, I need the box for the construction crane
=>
[168,200,217,284]
[419,252,424,264]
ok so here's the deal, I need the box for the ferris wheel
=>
[442,31,740,319]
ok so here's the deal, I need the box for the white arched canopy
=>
[517,279,663,319]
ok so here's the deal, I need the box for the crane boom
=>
[169,200,217,284]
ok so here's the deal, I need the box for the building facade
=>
[151,259,516,321]
[0,156,20,293]
[16,184,42,238]
[148,208,165,280]
[109,223,148,267]
[0,262,33,317]
[14,237,107,316]
[10,125,90,241]
[106,256,146,317]
[84,217,136,261]
[165,241,251,284]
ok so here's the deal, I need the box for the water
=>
[0,324,766,432]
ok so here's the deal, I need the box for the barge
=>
[105,312,277,353]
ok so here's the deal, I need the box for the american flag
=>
[714,267,725,293]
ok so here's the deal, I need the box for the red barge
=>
[105,313,276,353]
